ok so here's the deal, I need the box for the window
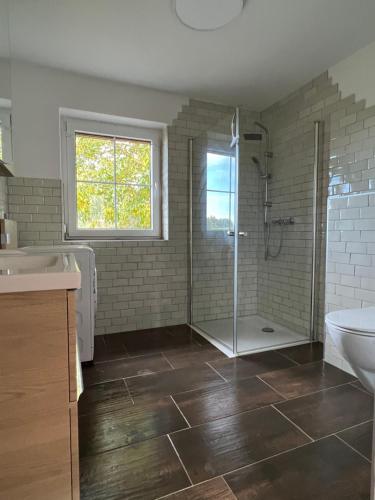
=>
[206,152,235,232]
[0,107,12,163]
[61,117,161,239]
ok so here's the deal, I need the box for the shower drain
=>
[262,327,275,333]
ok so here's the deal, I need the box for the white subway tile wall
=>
[0,177,7,218]
[260,71,375,372]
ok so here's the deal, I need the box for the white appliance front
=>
[21,245,96,362]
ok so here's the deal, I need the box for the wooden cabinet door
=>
[0,290,72,499]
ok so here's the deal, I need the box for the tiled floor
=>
[80,325,373,500]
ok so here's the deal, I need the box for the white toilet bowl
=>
[325,307,375,392]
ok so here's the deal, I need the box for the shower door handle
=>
[227,231,248,237]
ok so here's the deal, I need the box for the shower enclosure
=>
[189,107,320,356]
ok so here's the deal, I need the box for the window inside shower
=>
[206,152,235,233]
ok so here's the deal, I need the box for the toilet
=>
[325,307,375,393]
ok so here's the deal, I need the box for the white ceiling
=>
[7,0,375,110]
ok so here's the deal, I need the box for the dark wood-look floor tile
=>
[82,353,172,387]
[275,384,373,440]
[337,421,373,461]
[123,325,202,357]
[163,344,226,369]
[80,435,190,500]
[259,361,355,399]
[276,342,323,365]
[79,380,132,417]
[169,406,310,484]
[225,436,371,500]
[166,324,212,346]
[127,364,225,402]
[94,334,128,363]
[79,396,188,457]
[209,351,295,382]
[162,477,236,499]
[173,377,284,426]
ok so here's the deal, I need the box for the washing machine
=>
[22,245,97,362]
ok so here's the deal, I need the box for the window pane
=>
[77,182,115,229]
[207,191,232,231]
[116,185,151,229]
[116,139,151,185]
[76,134,114,182]
[207,152,231,191]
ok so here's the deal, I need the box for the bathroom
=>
[0,0,375,498]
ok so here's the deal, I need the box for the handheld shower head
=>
[251,156,265,177]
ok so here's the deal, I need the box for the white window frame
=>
[61,116,162,240]
[0,107,12,164]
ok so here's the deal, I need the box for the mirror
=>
[0,0,13,174]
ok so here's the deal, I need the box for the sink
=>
[0,253,81,293]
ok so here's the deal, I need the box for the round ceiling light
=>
[175,0,244,31]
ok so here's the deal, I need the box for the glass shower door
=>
[235,107,315,354]
[190,112,237,353]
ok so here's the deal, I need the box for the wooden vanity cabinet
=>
[0,289,80,500]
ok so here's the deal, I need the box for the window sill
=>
[64,236,168,243]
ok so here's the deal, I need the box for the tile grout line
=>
[274,350,300,366]
[122,378,135,405]
[257,377,357,404]
[335,418,373,434]
[334,434,372,464]
[161,352,176,370]
[222,440,314,482]
[256,375,286,399]
[154,477,224,500]
[221,475,237,498]
[92,349,168,365]
[314,418,373,445]
[167,434,194,486]
[271,404,315,443]
[94,354,129,365]
[206,361,228,382]
[169,395,191,428]
[350,381,372,397]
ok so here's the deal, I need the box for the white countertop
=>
[0,253,81,293]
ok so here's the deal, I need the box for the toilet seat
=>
[326,307,375,337]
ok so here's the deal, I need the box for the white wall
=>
[0,58,11,101]
[329,39,375,107]
[10,61,188,178]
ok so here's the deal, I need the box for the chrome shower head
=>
[243,133,262,141]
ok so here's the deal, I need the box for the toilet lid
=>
[325,307,375,335]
